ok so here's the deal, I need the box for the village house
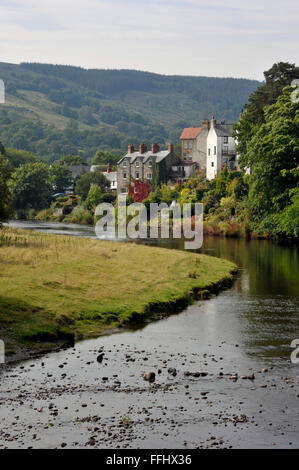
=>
[180,119,210,169]
[117,143,180,194]
[91,164,117,192]
[171,161,197,183]
[206,117,238,180]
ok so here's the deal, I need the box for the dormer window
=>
[123,160,127,167]
[224,136,228,144]
[136,160,140,167]
[148,160,152,167]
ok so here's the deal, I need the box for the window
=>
[224,136,228,144]
[135,172,140,179]
[135,160,139,167]
[148,160,152,167]
[188,155,192,161]
[123,160,127,167]
[123,172,127,179]
[188,140,192,149]
[214,146,217,155]
[208,148,211,156]
[147,173,152,179]
[184,141,188,149]
[211,162,214,167]
[223,146,228,155]
[121,187,127,193]
[183,155,187,161]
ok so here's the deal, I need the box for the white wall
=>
[206,128,218,180]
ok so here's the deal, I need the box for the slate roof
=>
[118,150,170,165]
[103,171,117,182]
[213,123,234,137]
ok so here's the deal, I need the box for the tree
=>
[0,140,5,156]
[75,170,109,200]
[0,154,12,223]
[91,150,118,166]
[246,87,299,229]
[4,148,37,168]
[10,163,52,216]
[49,164,73,192]
[235,62,299,169]
[55,154,86,166]
[85,185,103,210]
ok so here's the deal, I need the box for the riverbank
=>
[34,207,298,242]
[0,227,236,361]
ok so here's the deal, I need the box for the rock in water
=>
[144,372,156,383]
[97,353,105,364]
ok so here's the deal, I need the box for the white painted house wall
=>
[206,128,219,180]
[206,122,237,180]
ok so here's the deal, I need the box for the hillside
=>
[0,62,260,162]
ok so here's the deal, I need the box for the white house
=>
[90,164,117,192]
[206,117,238,180]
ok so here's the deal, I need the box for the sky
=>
[0,0,298,80]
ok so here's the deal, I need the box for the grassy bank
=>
[0,227,236,359]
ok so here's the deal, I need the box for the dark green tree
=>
[235,62,299,169]
[0,154,12,223]
[75,170,109,200]
[10,163,52,216]
[246,87,299,230]
[49,164,73,192]
[91,150,118,166]
[56,154,87,166]
[4,148,37,168]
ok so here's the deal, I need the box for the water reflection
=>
[6,220,299,363]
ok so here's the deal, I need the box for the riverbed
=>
[0,220,298,448]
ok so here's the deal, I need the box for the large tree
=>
[75,170,110,200]
[246,87,299,232]
[4,148,37,168]
[0,154,12,223]
[235,62,299,168]
[10,162,52,215]
[49,164,73,192]
[91,149,118,166]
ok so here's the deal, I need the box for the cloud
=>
[0,0,298,79]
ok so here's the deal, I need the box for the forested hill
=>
[0,62,260,162]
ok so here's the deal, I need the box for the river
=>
[0,220,298,448]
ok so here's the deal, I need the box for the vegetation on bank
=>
[0,227,236,357]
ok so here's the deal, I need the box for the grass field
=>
[0,227,236,357]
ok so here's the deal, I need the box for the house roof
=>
[180,127,202,140]
[103,171,117,182]
[118,150,171,165]
[213,123,234,137]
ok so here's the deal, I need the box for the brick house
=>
[180,119,210,169]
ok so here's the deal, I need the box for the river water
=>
[0,220,298,449]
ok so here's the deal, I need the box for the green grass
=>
[0,227,236,355]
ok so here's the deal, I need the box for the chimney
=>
[106,163,112,173]
[168,142,174,153]
[202,119,209,128]
[211,116,216,129]
[139,143,147,154]
[128,144,135,154]
[151,142,159,154]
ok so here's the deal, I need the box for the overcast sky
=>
[0,0,298,80]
